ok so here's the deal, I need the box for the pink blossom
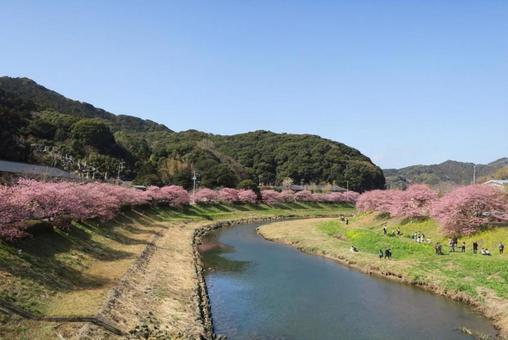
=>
[237,189,257,204]
[261,190,281,204]
[390,184,438,218]
[294,190,315,202]
[356,189,402,214]
[217,188,240,204]
[342,191,360,204]
[160,185,190,206]
[431,184,508,236]
[194,188,219,204]
[279,190,296,202]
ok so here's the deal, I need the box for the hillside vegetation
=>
[0,76,384,192]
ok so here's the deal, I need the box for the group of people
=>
[472,241,504,256]
[382,224,401,237]
[411,231,430,244]
[448,237,466,252]
[339,216,349,225]
[433,238,505,256]
[349,245,393,259]
[378,248,392,259]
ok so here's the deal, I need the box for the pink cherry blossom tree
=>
[356,189,402,214]
[217,188,240,204]
[261,190,282,204]
[431,184,508,235]
[237,189,257,204]
[294,190,315,202]
[279,190,296,203]
[390,184,438,218]
[160,185,190,206]
[342,191,360,204]
[194,188,219,204]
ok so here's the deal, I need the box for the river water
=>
[199,223,497,340]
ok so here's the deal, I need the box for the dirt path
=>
[78,221,209,339]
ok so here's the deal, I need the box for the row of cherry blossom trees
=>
[356,184,508,235]
[0,179,189,241]
[194,188,359,205]
[1,180,357,241]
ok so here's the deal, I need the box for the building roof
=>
[484,179,508,186]
[0,160,76,178]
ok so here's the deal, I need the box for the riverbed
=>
[199,222,497,340]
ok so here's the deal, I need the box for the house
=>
[483,179,508,188]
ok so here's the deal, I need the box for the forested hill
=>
[0,77,170,133]
[0,76,385,192]
[385,158,508,189]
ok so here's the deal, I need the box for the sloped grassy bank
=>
[258,215,508,339]
[0,202,352,339]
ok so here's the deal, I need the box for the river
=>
[199,222,497,340]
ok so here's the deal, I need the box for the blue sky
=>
[1,1,507,168]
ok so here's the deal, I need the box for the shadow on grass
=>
[0,232,116,295]
[80,221,150,246]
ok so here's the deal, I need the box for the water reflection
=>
[199,234,249,273]
[200,223,498,340]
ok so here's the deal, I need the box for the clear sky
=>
[1,1,507,168]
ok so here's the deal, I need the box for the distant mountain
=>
[0,76,385,191]
[384,158,508,189]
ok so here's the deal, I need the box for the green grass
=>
[317,214,508,299]
[155,201,353,222]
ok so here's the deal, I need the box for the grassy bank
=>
[258,214,508,338]
[0,202,352,339]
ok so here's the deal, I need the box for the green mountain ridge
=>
[384,158,508,189]
[0,76,385,192]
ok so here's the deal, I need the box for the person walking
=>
[473,241,478,254]
[499,242,505,255]
[383,225,387,235]
[449,239,455,252]
[461,242,466,253]
[379,249,384,259]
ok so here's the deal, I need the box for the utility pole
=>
[117,161,125,184]
[192,171,199,204]
[473,164,477,185]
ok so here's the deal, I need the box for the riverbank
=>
[258,215,508,339]
[0,202,352,339]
